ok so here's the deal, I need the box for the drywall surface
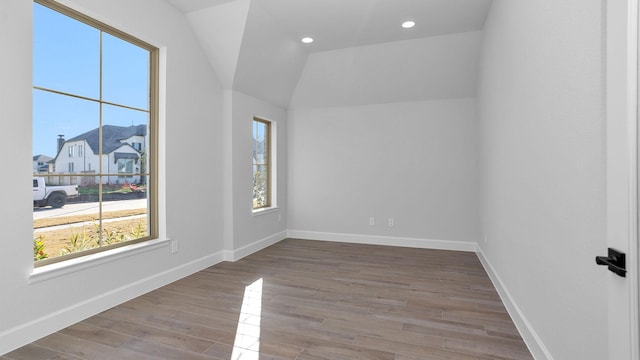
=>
[477,1,607,359]
[186,0,250,89]
[0,0,224,354]
[290,31,482,108]
[187,0,308,108]
[228,91,288,252]
[233,1,309,108]
[288,98,479,244]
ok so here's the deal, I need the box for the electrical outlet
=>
[171,239,179,254]
[388,218,394,227]
[369,217,375,226]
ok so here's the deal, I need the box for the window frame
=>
[33,0,159,267]
[252,117,272,211]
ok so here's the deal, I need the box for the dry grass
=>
[33,208,147,229]
[34,209,148,259]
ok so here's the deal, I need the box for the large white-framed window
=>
[33,0,158,266]
[252,117,273,211]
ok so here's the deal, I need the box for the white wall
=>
[187,0,309,109]
[0,0,225,354]
[224,91,287,257]
[290,31,482,109]
[477,1,607,359]
[233,1,309,108]
[287,30,481,249]
[186,0,249,89]
[288,98,479,247]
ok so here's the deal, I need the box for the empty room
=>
[1,0,638,359]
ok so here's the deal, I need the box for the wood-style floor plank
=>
[4,239,533,359]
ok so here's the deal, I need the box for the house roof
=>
[67,124,146,155]
[33,154,53,162]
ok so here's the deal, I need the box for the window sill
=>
[29,238,169,284]
[252,207,279,217]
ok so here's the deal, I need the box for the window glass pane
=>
[97,191,149,244]
[102,103,149,128]
[253,122,268,163]
[33,3,99,98]
[102,104,148,179]
[33,89,99,163]
[34,194,100,258]
[102,33,150,110]
[253,165,269,208]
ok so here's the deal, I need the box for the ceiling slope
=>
[233,1,309,108]
[184,0,308,107]
[186,0,249,89]
[290,31,483,108]
[168,0,237,13]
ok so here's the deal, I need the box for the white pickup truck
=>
[33,177,79,208]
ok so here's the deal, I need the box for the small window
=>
[68,162,74,173]
[118,158,134,177]
[68,146,74,157]
[78,144,83,157]
[253,118,271,210]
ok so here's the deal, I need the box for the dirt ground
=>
[34,209,148,259]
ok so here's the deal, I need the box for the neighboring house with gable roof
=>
[32,154,53,173]
[54,124,146,185]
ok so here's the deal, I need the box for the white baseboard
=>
[224,230,287,261]
[476,245,552,360]
[0,251,225,356]
[286,230,477,252]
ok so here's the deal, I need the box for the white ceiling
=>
[165,0,493,107]
[166,0,493,53]
[167,0,236,13]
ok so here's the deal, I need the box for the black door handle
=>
[595,248,626,277]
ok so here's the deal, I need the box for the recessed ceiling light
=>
[402,21,416,29]
[301,37,314,44]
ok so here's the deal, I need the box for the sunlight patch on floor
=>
[231,278,263,360]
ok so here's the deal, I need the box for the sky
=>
[33,2,150,157]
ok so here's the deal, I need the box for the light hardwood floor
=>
[4,239,533,359]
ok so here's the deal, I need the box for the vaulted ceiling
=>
[165,0,493,108]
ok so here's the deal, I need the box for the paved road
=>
[33,199,148,220]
